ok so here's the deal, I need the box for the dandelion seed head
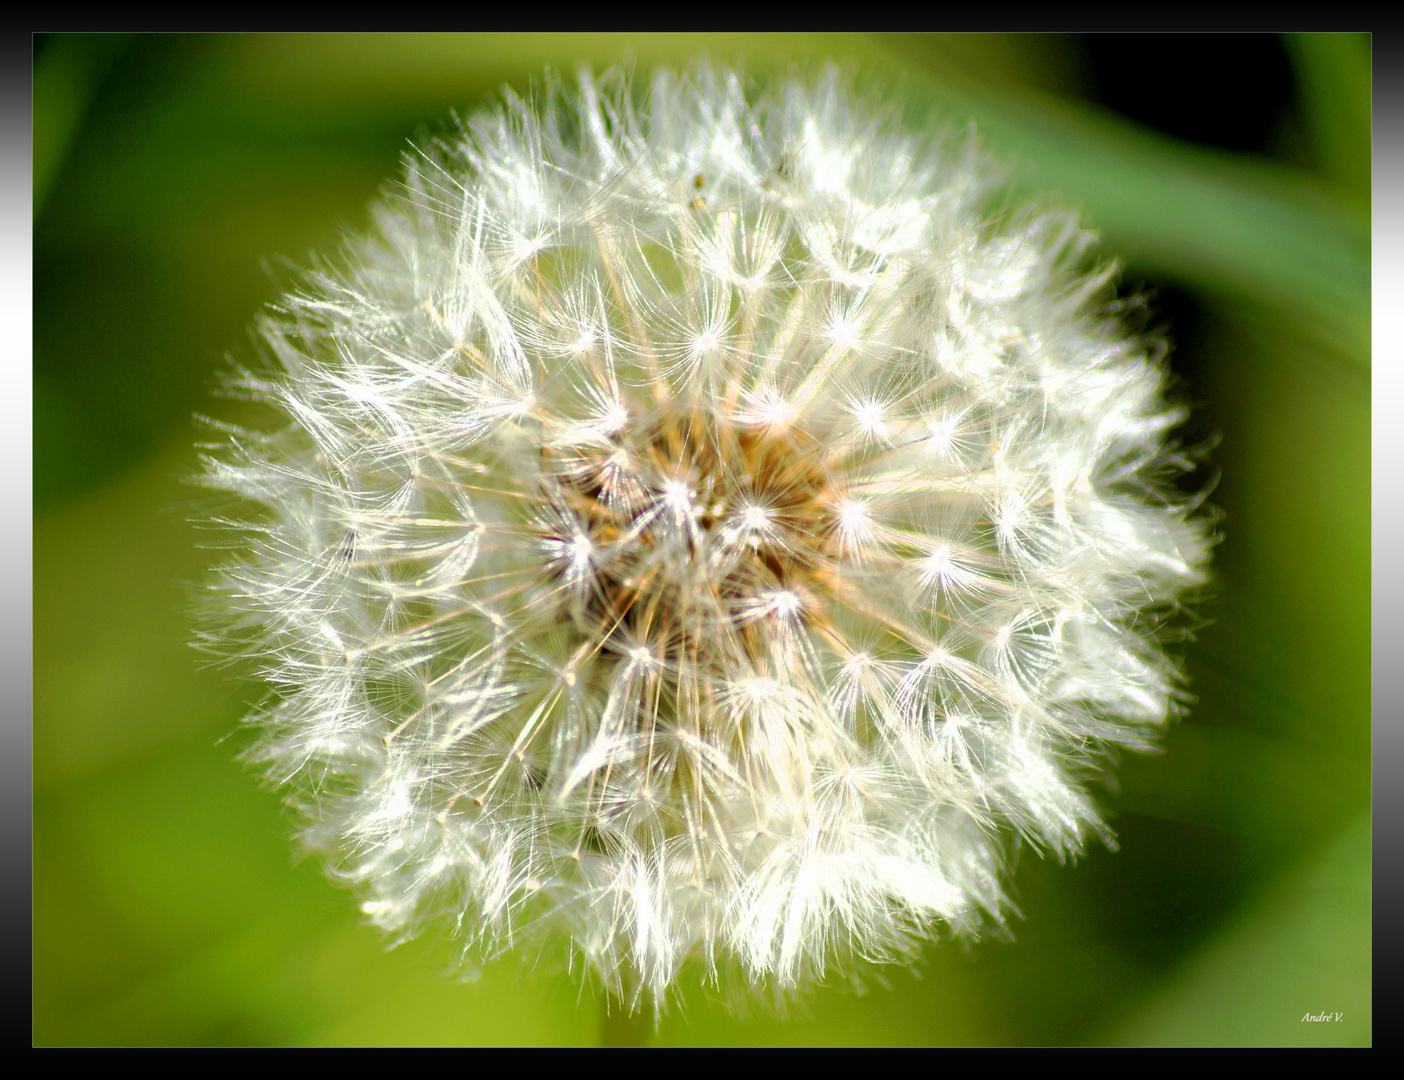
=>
[199,64,1211,1012]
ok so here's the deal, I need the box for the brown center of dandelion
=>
[541,408,847,660]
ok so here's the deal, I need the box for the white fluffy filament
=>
[199,66,1211,1011]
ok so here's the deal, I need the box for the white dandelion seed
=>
[197,65,1211,1013]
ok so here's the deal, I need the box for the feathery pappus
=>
[197,65,1212,1011]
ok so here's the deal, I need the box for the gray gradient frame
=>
[10,31,35,987]
[1370,29,1397,1009]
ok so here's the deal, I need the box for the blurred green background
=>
[32,33,1371,1046]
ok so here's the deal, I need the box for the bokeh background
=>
[32,33,1371,1046]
